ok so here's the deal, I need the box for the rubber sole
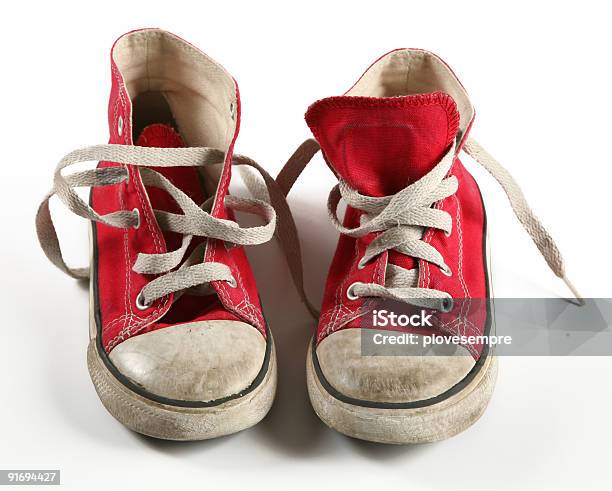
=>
[86,334,277,441]
[306,340,497,444]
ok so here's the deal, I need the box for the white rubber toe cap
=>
[316,328,475,403]
[108,320,266,402]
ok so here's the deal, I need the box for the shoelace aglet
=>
[562,276,585,306]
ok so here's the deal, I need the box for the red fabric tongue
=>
[135,123,204,247]
[136,123,184,148]
[305,92,460,197]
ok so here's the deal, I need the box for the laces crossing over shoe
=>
[278,49,581,444]
[35,29,295,440]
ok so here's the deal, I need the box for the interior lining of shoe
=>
[346,50,474,143]
[131,92,177,138]
[112,30,237,187]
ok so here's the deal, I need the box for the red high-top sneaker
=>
[35,29,282,440]
[278,49,581,443]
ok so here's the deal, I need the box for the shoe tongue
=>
[135,123,203,239]
[305,92,460,197]
[136,123,185,148]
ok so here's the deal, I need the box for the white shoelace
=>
[37,137,582,320]
[36,144,315,312]
[276,137,583,311]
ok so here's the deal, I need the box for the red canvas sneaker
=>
[35,29,284,440]
[278,49,581,443]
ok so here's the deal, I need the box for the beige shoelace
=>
[36,137,582,319]
[277,137,583,312]
[36,144,317,313]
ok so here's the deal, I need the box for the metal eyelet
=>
[227,277,238,288]
[441,264,452,277]
[132,208,140,229]
[136,291,152,310]
[346,282,360,301]
[117,115,124,137]
[441,296,454,313]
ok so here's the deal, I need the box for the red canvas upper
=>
[92,30,265,353]
[306,55,488,358]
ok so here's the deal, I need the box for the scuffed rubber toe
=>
[108,320,266,403]
[316,328,475,404]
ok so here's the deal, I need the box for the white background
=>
[1,1,611,490]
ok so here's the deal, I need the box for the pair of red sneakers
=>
[37,29,579,443]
